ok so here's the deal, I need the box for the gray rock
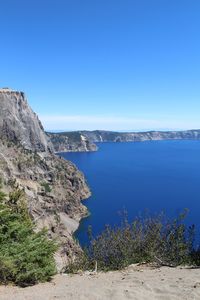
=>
[0,88,53,153]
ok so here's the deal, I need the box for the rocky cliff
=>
[0,88,90,270]
[47,131,98,152]
[0,88,53,153]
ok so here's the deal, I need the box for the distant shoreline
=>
[49,129,200,153]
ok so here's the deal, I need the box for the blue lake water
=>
[59,141,200,245]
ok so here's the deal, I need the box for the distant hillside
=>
[47,131,98,152]
[48,129,200,153]
[80,129,200,142]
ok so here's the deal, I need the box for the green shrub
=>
[66,210,196,273]
[41,182,52,193]
[190,249,200,266]
[0,188,57,286]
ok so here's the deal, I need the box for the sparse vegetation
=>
[66,210,200,273]
[41,182,52,193]
[47,131,83,143]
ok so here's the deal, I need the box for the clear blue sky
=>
[0,0,200,131]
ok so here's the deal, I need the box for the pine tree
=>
[0,186,57,286]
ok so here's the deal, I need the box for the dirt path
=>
[1,265,200,300]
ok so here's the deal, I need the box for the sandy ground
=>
[1,264,200,300]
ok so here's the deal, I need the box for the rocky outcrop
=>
[0,88,53,153]
[47,131,98,152]
[0,88,90,270]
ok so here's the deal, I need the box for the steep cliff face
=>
[0,88,53,153]
[0,88,90,270]
[47,131,98,152]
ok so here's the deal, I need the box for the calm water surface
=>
[59,141,200,245]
